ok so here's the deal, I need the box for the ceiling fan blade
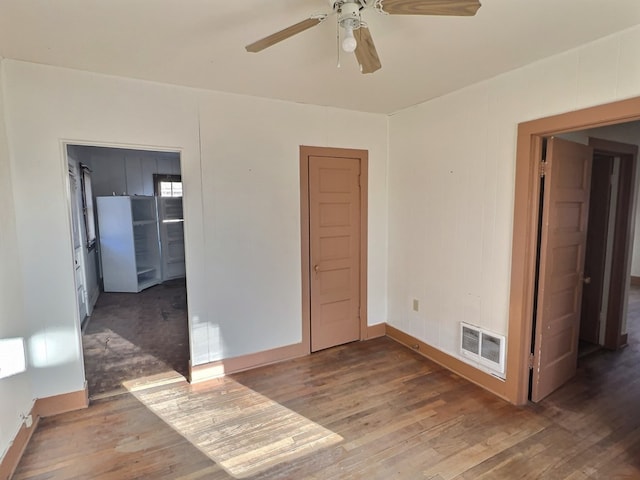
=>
[376,0,481,16]
[245,16,326,53]
[354,26,381,74]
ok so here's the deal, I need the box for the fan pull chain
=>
[336,19,341,68]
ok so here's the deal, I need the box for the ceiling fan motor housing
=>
[337,1,362,30]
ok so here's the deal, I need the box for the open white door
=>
[531,137,593,402]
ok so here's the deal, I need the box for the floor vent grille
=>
[460,323,505,376]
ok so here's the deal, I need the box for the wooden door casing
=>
[300,146,368,354]
[531,137,593,402]
[507,98,640,406]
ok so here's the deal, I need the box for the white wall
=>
[3,61,202,400]
[387,25,640,364]
[197,93,389,361]
[2,59,389,399]
[0,61,33,462]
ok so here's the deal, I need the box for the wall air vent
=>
[460,323,505,376]
[461,325,480,355]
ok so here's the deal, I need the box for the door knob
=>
[583,276,591,285]
[314,265,320,274]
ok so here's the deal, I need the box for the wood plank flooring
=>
[13,288,640,479]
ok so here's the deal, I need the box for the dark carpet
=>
[82,279,189,398]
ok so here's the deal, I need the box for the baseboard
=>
[34,384,89,418]
[631,276,640,286]
[191,323,388,383]
[385,324,509,402]
[0,406,39,480]
[88,287,100,316]
[0,385,88,480]
[365,323,386,339]
[190,341,309,383]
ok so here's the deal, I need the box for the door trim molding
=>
[300,146,369,352]
[507,96,640,405]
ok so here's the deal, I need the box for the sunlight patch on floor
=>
[87,370,187,400]
[125,376,343,478]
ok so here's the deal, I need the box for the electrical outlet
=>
[412,299,419,312]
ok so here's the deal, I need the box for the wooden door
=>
[579,155,613,345]
[531,137,593,402]
[308,155,361,352]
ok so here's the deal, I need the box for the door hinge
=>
[528,353,535,369]
[539,161,547,178]
[358,306,361,318]
[357,174,361,188]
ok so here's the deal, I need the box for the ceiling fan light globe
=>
[342,36,357,52]
[341,25,357,53]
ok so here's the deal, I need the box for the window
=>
[154,174,182,198]
[80,164,96,249]
[0,337,26,379]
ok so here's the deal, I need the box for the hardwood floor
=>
[13,289,640,479]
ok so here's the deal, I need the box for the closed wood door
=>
[309,155,361,352]
[531,137,593,402]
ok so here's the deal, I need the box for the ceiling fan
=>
[245,0,481,74]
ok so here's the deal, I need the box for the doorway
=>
[300,146,368,352]
[579,138,637,354]
[66,144,190,399]
[528,135,637,401]
[579,152,615,354]
[506,97,640,405]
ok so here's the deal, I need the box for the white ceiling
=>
[1,1,640,114]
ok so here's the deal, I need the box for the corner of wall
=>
[0,55,38,478]
[385,324,509,402]
[0,385,89,480]
[0,402,39,480]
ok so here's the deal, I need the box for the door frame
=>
[61,140,191,386]
[506,96,640,405]
[588,138,637,349]
[299,145,369,352]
